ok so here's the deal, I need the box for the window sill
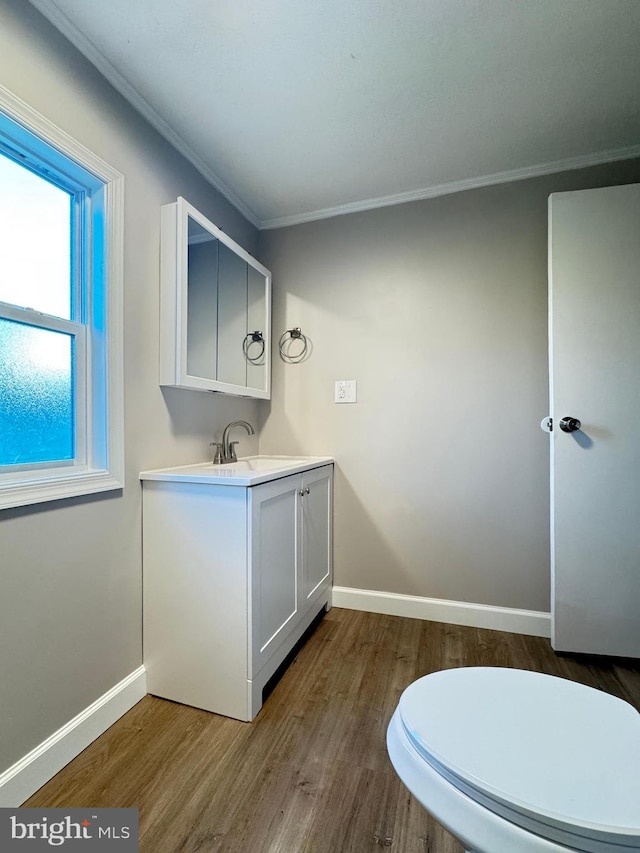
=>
[0,468,124,510]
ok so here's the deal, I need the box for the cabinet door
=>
[301,465,333,607]
[249,473,302,677]
[160,197,271,398]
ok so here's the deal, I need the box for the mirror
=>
[160,198,271,398]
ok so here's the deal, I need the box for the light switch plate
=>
[335,380,357,403]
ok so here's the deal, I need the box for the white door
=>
[549,182,640,656]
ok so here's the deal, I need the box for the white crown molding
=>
[26,1,640,233]
[259,144,640,230]
[331,586,551,638]
[27,0,260,228]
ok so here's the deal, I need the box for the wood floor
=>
[25,607,640,852]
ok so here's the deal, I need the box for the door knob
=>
[559,416,581,433]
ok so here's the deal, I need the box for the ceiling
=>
[27,0,640,229]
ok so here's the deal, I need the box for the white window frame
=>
[0,83,124,509]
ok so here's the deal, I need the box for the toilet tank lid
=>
[398,667,640,847]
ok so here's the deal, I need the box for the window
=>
[0,87,124,509]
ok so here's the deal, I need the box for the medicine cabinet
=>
[160,197,271,398]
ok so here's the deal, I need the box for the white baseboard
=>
[331,587,551,638]
[0,666,147,807]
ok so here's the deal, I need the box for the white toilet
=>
[387,667,640,853]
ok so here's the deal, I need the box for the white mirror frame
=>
[160,197,271,399]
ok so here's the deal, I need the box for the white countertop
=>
[140,455,334,487]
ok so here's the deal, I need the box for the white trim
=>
[19,4,640,232]
[0,667,146,807]
[548,195,557,647]
[25,0,259,229]
[0,470,124,510]
[331,586,551,638]
[0,82,125,507]
[0,82,119,186]
[260,145,640,229]
[103,168,125,489]
[0,303,81,335]
[24,3,640,231]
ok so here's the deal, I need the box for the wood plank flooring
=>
[25,607,640,852]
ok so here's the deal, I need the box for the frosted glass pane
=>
[0,318,74,465]
[0,152,72,319]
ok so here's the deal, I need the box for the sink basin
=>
[214,456,308,473]
[140,455,334,487]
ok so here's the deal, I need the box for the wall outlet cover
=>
[335,380,357,403]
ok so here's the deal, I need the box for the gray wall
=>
[0,0,259,774]
[258,160,640,613]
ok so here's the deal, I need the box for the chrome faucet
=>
[212,419,255,464]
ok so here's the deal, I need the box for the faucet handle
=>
[228,441,240,462]
[210,442,223,464]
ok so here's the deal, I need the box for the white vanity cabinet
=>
[141,461,333,721]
